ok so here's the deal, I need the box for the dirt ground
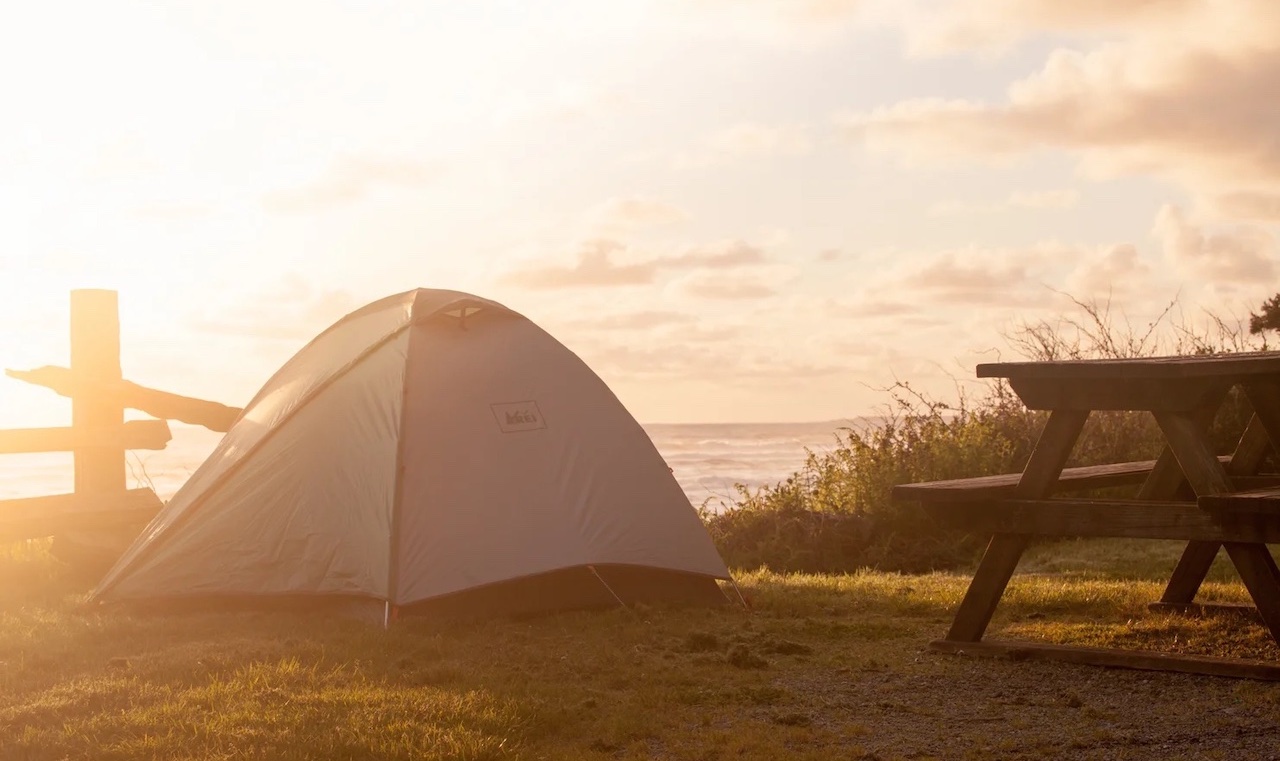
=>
[775,650,1280,760]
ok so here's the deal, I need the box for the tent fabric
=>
[93,289,730,611]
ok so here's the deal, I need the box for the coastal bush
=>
[702,297,1265,574]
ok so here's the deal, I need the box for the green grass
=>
[1,539,1278,760]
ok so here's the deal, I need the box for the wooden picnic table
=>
[893,351,1280,680]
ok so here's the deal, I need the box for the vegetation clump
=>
[702,296,1268,574]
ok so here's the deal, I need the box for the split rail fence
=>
[0,289,240,554]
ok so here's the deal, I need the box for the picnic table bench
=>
[892,352,1280,680]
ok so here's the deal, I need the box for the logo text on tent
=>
[491,401,547,433]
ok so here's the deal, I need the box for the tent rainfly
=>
[91,289,732,619]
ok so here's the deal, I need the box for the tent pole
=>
[383,600,391,630]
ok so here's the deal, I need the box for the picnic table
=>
[893,351,1280,680]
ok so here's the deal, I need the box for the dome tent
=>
[92,289,731,618]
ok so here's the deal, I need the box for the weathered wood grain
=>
[930,639,1280,681]
[1153,410,1233,496]
[1223,543,1280,643]
[979,352,1280,381]
[928,498,1280,542]
[0,488,162,543]
[0,420,171,455]
[70,290,124,495]
[6,366,242,433]
[893,457,1235,503]
[944,409,1087,643]
[1008,377,1229,412]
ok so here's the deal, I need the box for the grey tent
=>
[92,289,731,617]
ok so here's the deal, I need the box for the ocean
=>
[0,420,870,509]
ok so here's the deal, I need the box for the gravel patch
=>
[775,651,1280,759]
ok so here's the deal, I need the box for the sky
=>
[2,0,1279,426]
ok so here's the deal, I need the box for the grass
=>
[1,539,1278,760]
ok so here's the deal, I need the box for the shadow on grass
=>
[2,539,1277,760]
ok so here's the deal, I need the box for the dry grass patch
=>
[1,539,1279,759]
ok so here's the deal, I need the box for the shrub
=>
[702,296,1266,574]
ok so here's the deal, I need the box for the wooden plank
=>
[0,488,162,543]
[978,352,1280,381]
[1008,376,1229,412]
[1244,380,1280,456]
[70,289,125,495]
[945,409,1087,643]
[6,366,242,433]
[929,498,1280,542]
[1138,392,1227,500]
[947,534,1028,642]
[1153,396,1230,604]
[0,420,171,454]
[1228,475,1280,490]
[1228,414,1275,476]
[1153,410,1233,496]
[1136,449,1192,500]
[930,639,1280,681]
[1159,541,1222,604]
[893,456,1235,503]
[1223,543,1280,644]
[1201,487,1280,513]
[1014,409,1089,497]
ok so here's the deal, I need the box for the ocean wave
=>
[1,422,844,508]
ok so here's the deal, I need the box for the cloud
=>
[816,248,844,262]
[676,122,813,168]
[666,0,869,47]
[825,298,921,318]
[892,245,1060,305]
[501,239,767,290]
[501,239,657,289]
[566,310,696,331]
[1215,191,1280,221]
[674,259,793,301]
[853,241,1165,312]
[130,202,214,220]
[678,272,779,300]
[902,0,1206,57]
[264,155,437,213]
[1153,204,1278,282]
[707,122,812,158]
[1063,243,1154,296]
[576,335,847,384]
[665,239,766,268]
[844,2,1280,220]
[185,273,358,341]
[587,197,688,233]
[929,189,1080,216]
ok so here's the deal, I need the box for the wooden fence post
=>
[0,289,240,561]
[69,289,125,496]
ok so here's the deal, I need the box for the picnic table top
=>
[977,351,1280,381]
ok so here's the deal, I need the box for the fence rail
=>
[0,289,240,563]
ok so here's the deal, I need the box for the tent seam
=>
[93,323,415,600]
[385,320,417,608]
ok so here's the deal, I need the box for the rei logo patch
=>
[491,401,547,433]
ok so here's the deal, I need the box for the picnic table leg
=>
[1150,405,1244,606]
[944,409,1087,643]
[947,534,1028,642]
[1222,543,1280,645]
[1159,542,1224,605]
[1155,417,1273,605]
[1243,381,1280,454]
